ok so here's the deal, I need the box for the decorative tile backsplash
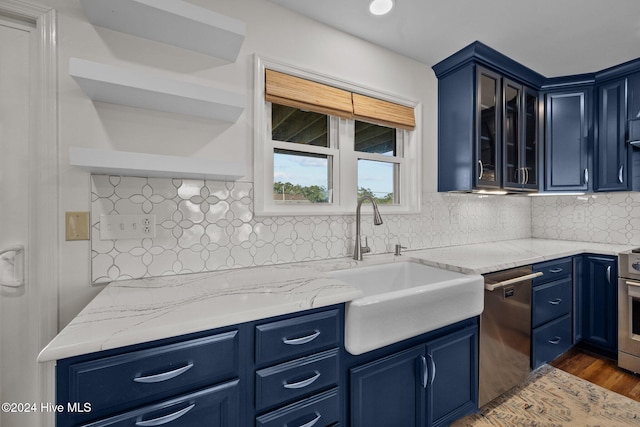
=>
[91,175,532,284]
[531,192,640,245]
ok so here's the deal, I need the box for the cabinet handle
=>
[584,168,589,185]
[548,298,562,305]
[478,160,484,180]
[134,403,195,426]
[619,165,624,183]
[133,363,194,383]
[297,413,322,427]
[524,168,529,185]
[606,265,612,285]
[420,356,428,388]
[427,353,436,385]
[282,330,320,346]
[283,371,321,389]
[549,268,563,274]
[548,337,562,345]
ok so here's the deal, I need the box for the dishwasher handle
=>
[484,272,543,291]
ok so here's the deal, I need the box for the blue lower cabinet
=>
[256,388,340,427]
[81,380,240,427]
[532,276,573,328]
[426,326,478,427]
[350,323,479,427]
[531,258,574,369]
[579,254,618,356]
[255,349,339,412]
[532,315,573,369]
[350,345,426,427]
[68,330,239,422]
[57,305,478,427]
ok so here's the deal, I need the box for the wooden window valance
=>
[265,69,416,130]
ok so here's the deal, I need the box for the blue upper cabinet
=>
[504,82,540,191]
[433,42,544,193]
[595,78,628,191]
[477,67,502,189]
[626,72,640,189]
[544,88,591,191]
[434,41,640,194]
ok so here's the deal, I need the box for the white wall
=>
[39,0,438,327]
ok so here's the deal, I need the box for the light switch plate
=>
[66,211,90,241]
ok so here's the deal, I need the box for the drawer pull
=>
[549,268,563,274]
[548,298,562,305]
[133,363,194,384]
[134,403,195,426]
[283,371,321,389]
[296,413,322,427]
[282,330,321,346]
[548,337,562,345]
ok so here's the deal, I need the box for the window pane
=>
[355,121,396,156]
[358,159,397,204]
[273,149,331,203]
[272,104,328,147]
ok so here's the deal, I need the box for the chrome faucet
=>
[353,195,384,261]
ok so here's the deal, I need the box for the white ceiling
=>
[267,0,640,78]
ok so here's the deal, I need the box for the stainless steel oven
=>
[618,249,640,373]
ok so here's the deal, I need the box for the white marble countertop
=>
[400,238,634,275]
[38,238,635,362]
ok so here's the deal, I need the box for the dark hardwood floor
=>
[551,347,640,403]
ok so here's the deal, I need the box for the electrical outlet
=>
[100,214,156,240]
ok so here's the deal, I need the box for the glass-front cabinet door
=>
[503,81,539,191]
[476,67,502,189]
[503,79,522,189]
[522,87,539,190]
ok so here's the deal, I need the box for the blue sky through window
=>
[274,153,394,198]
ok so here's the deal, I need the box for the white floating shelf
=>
[69,57,245,122]
[70,147,246,181]
[81,0,245,61]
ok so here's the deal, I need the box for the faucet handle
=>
[361,237,371,254]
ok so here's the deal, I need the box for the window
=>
[254,58,421,216]
[355,121,401,204]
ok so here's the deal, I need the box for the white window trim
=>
[253,54,422,216]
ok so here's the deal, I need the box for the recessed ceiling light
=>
[369,0,394,16]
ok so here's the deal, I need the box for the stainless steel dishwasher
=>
[479,266,543,407]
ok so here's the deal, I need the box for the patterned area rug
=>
[452,365,640,426]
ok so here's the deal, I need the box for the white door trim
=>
[0,1,58,426]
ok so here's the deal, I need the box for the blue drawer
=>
[255,348,339,411]
[532,276,572,328]
[533,258,572,286]
[255,309,340,365]
[82,380,240,427]
[532,314,572,369]
[256,388,340,427]
[69,330,239,420]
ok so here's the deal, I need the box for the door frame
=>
[0,1,58,426]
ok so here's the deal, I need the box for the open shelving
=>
[69,57,245,122]
[69,147,246,181]
[81,0,246,61]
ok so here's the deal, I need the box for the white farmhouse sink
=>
[328,261,484,355]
